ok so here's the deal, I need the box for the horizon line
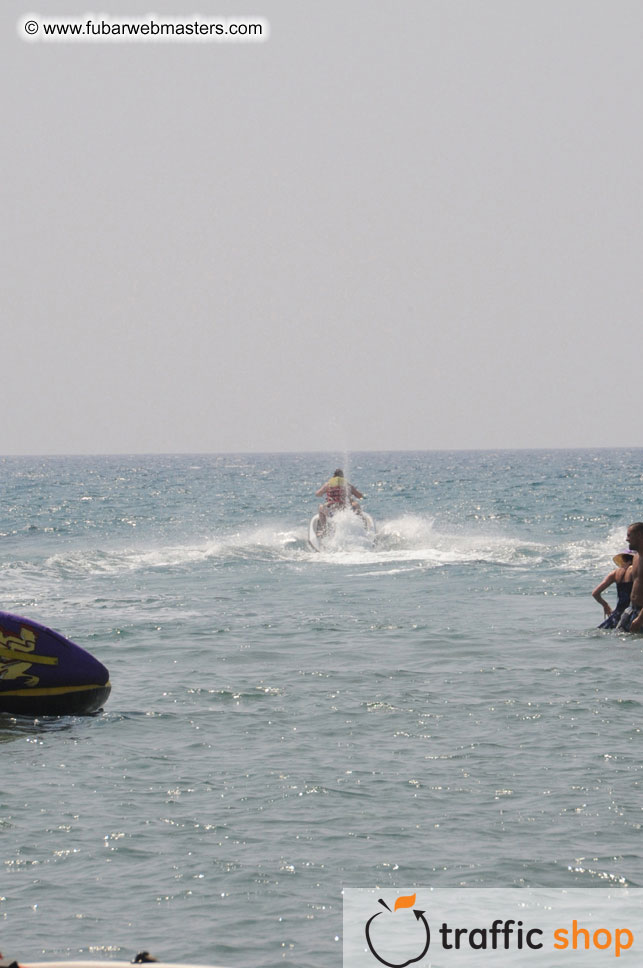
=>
[1,445,641,459]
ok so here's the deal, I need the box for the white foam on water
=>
[554,522,633,574]
[312,512,544,568]
[12,513,554,579]
[314,508,376,555]
[39,524,303,576]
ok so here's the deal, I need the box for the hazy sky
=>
[5,1,643,454]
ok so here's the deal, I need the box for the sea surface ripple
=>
[1,451,642,967]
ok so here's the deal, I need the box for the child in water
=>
[592,551,634,628]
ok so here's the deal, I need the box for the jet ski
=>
[308,506,376,552]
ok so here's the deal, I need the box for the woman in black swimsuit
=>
[593,551,634,629]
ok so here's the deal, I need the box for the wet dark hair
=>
[629,522,643,535]
[334,468,344,477]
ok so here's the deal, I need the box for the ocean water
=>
[1,450,642,967]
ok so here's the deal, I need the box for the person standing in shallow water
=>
[593,551,633,628]
[618,523,643,632]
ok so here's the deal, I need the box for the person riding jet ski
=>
[315,468,363,533]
